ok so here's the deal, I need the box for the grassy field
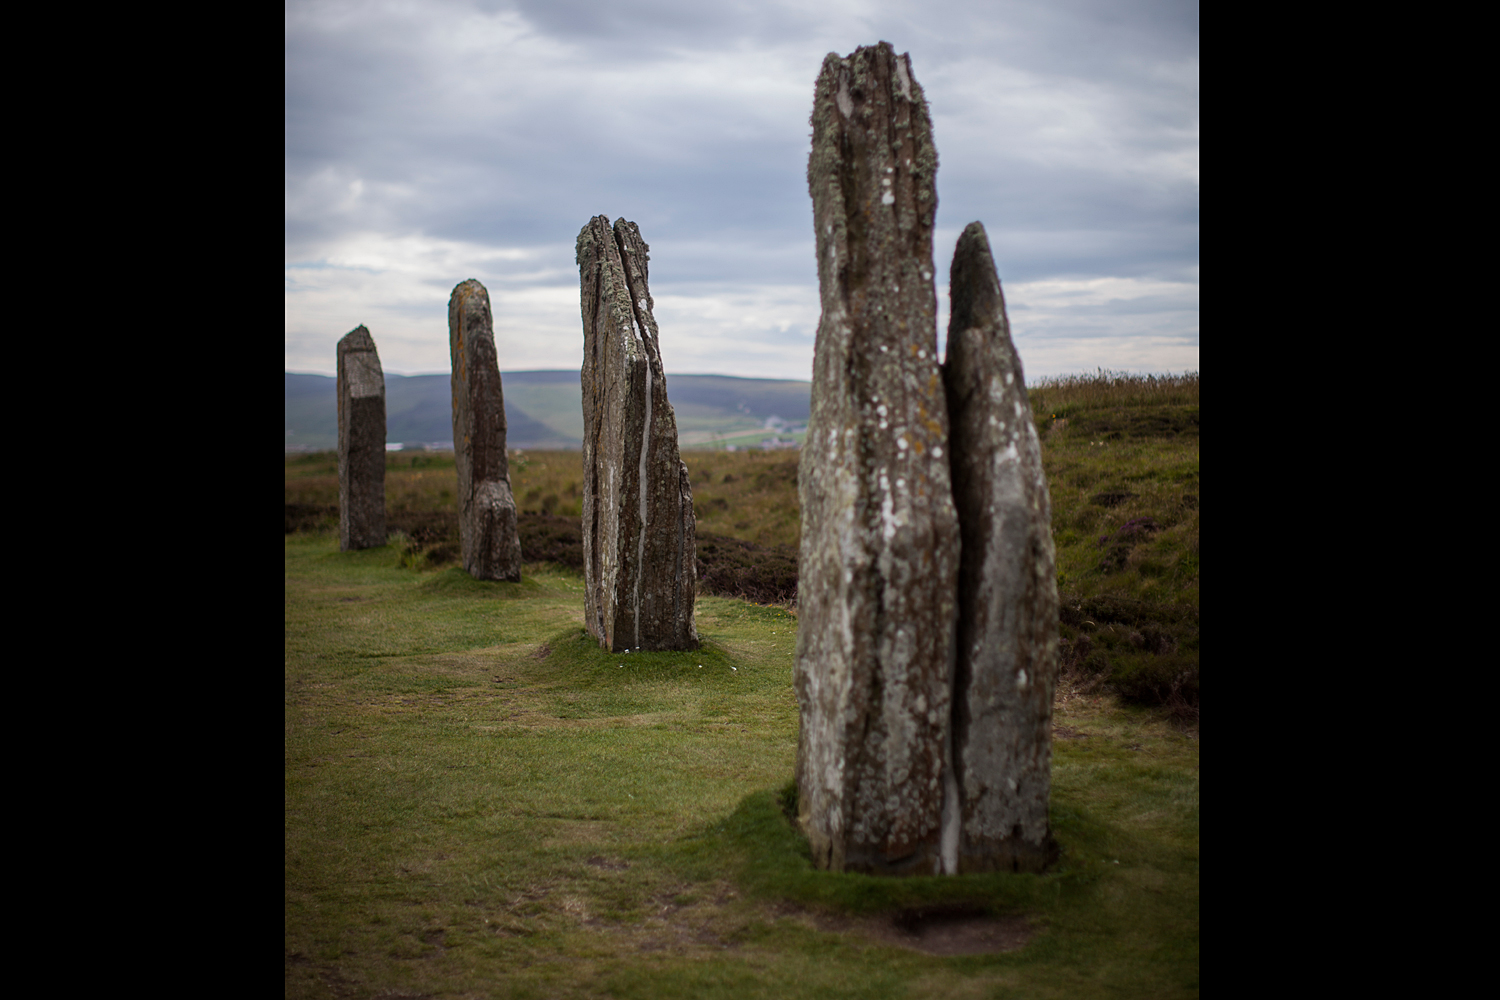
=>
[285,372,1199,997]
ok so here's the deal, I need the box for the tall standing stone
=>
[576,216,697,652]
[449,279,523,582]
[794,43,961,875]
[337,325,387,551]
[942,222,1060,873]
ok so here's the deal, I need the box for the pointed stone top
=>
[338,325,375,353]
[337,326,383,400]
[949,222,1007,336]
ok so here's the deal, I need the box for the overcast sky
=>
[286,0,1198,381]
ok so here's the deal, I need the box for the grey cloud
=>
[287,0,1196,375]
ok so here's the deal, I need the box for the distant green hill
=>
[285,371,811,451]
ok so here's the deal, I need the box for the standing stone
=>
[576,216,697,652]
[337,325,387,551]
[942,222,1060,873]
[449,279,522,582]
[794,44,961,875]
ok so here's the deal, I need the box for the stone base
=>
[839,844,946,877]
[801,817,946,876]
[956,835,1059,874]
[464,480,522,582]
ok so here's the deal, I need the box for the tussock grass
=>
[285,448,803,551]
[1028,370,1199,413]
[1024,373,1200,712]
[1045,438,1199,606]
[681,453,802,550]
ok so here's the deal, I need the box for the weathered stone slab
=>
[942,222,1060,873]
[337,325,387,551]
[795,43,961,875]
[576,216,697,652]
[449,279,522,582]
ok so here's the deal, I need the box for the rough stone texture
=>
[943,222,1060,873]
[337,325,387,551]
[448,279,523,582]
[576,216,697,652]
[794,44,961,875]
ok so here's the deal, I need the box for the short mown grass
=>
[286,530,1198,998]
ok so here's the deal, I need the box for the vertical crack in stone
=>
[941,590,960,874]
[577,215,697,652]
[635,326,652,649]
[800,46,1058,878]
[626,226,653,650]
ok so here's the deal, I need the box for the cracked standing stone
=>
[576,216,698,652]
[943,221,1060,873]
[337,325,387,551]
[794,43,960,875]
[449,279,523,582]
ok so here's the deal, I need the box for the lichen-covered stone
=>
[576,216,697,652]
[337,325,386,551]
[449,279,522,582]
[943,222,1060,873]
[795,43,960,875]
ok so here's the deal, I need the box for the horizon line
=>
[286,369,815,382]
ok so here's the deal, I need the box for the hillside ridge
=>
[285,370,813,451]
